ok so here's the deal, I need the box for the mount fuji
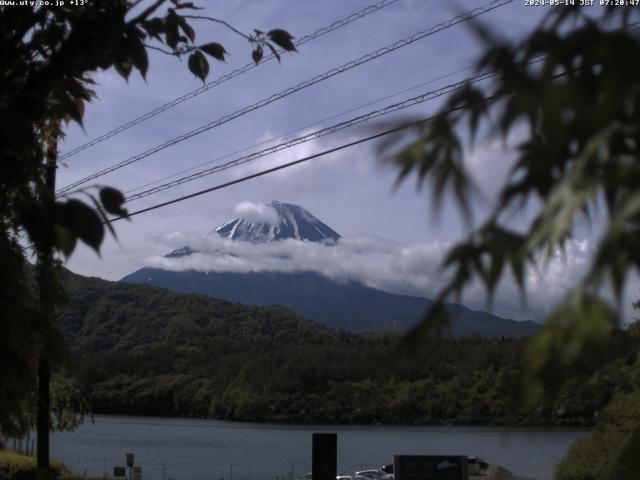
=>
[122,201,539,337]
[164,201,339,258]
[216,200,340,243]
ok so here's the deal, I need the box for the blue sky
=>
[54,0,639,322]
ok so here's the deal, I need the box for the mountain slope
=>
[58,270,347,355]
[120,269,540,337]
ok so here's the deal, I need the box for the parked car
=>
[355,470,386,479]
[356,468,392,480]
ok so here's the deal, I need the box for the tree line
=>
[70,325,640,426]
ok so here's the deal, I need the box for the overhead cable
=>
[57,0,514,195]
[104,99,490,224]
[124,70,500,203]
[59,0,403,161]
[123,63,478,197]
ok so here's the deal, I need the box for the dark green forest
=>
[57,270,640,426]
[70,331,640,425]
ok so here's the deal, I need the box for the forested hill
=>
[58,269,351,354]
[55,269,640,426]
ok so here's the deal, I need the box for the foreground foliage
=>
[556,389,640,480]
[1,374,90,444]
[381,6,640,478]
[0,0,294,432]
[382,4,640,402]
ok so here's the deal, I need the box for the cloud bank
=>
[143,231,600,322]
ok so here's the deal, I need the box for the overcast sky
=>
[54,0,639,323]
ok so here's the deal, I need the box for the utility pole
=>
[36,127,58,480]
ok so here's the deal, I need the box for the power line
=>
[58,0,402,161]
[111,54,590,223]
[123,62,478,198]
[56,0,513,196]
[140,11,640,199]
[100,13,640,224]
[124,69,500,204]
[105,99,490,224]
[124,54,549,206]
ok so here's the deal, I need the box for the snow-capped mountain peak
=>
[163,201,340,258]
[214,200,340,243]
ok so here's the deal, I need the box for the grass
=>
[0,449,36,468]
[0,448,66,480]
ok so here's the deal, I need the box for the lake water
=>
[50,415,589,480]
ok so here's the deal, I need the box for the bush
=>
[555,390,640,480]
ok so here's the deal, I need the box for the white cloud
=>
[233,201,281,224]
[145,233,445,289]
[140,232,614,322]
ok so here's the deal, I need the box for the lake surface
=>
[50,415,589,480]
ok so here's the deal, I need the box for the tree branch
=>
[181,15,251,41]
[144,43,178,56]
[144,42,199,56]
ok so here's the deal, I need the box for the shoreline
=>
[47,416,581,480]
[2,448,533,480]
[83,412,595,430]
